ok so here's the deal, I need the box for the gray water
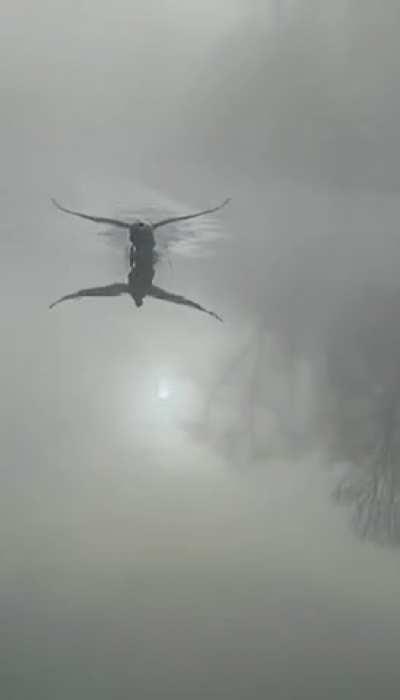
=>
[2,2,400,698]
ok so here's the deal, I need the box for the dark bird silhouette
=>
[49,248,222,321]
[50,195,228,321]
[51,196,230,265]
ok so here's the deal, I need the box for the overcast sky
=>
[2,2,400,698]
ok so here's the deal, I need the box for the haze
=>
[2,1,400,698]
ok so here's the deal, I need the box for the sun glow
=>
[157,379,171,401]
[153,373,201,418]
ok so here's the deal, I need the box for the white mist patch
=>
[151,371,201,421]
[157,379,171,401]
[114,361,206,465]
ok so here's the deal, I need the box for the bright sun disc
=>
[157,380,171,400]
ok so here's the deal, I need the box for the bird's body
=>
[127,221,157,267]
[50,195,229,321]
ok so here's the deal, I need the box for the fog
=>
[3,1,400,697]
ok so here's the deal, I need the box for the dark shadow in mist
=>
[323,287,400,546]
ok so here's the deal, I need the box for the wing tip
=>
[51,197,62,211]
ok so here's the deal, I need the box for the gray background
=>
[2,2,400,698]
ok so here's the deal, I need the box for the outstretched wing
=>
[49,283,128,309]
[102,191,229,262]
[51,199,130,229]
[53,184,229,266]
[152,197,231,230]
[149,285,222,321]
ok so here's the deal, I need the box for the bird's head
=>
[129,219,153,236]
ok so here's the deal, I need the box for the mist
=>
[2,1,400,698]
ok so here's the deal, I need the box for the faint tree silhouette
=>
[190,321,310,465]
[334,380,400,545]
[326,288,400,545]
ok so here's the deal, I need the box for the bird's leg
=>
[49,283,128,309]
[149,285,222,321]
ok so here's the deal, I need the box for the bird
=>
[51,196,230,265]
[50,194,229,322]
